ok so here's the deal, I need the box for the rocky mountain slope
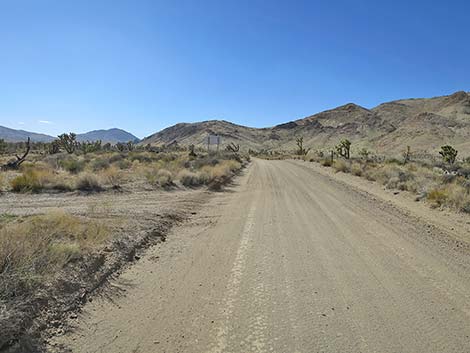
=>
[0,126,55,142]
[76,128,139,143]
[0,127,138,143]
[141,91,470,155]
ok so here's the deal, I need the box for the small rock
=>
[134,255,141,260]
[69,313,78,319]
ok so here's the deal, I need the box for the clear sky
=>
[0,0,469,138]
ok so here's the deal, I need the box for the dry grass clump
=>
[101,166,124,188]
[332,159,350,173]
[177,170,203,187]
[75,173,103,192]
[0,211,110,300]
[145,168,174,188]
[426,182,470,212]
[199,160,242,190]
[351,162,363,176]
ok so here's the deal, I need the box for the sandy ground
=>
[48,158,470,353]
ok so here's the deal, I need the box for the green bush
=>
[60,158,85,174]
[91,158,110,171]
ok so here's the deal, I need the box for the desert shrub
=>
[128,152,154,163]
[108,153,125,164]
[75,173,103,192]
[321,158,332,167]
[91,158,110,171]
[0,212,109,299]
[101,166,123,187]
[444,183,468,211]
[60,157,85,174]
[117,159,132,170]
[178,170,203,187]
[10,170,44,193]
[351,162,363,176]
[332,159,350,173]
[156,169,173,187]
[385,158,404,165]
[198,160,241,190]
[460,202,470,213]
[427,188,448,207]
[0,173,5,191]
[145,168,174,188]
[193,156,220,169]
[10,167,73,193]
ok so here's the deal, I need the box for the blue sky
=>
[0,0,469,138]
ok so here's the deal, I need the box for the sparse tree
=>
[295,136,310,156]
[1,138,30,170]
[358,148,370,160]
[58,132,77,154]
[79,140,102,154]
[116,142,126,152]
[127,141,135,151]
[226,142,240,153]
[403,146,412,164]
[188,144,197,157]
[336,139,351,159]
[439,145,458,164]
[48,140,61,154]
[0,139,7,154]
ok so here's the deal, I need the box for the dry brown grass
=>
[332,159,350,173]
[0,211,110,300]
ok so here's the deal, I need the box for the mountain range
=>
[2,91,470,155]
[141,91,470,155]
[0,127,139,144]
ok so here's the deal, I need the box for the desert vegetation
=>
[0,136,249,350]
[302,142,470,214]
[0,136,248,194]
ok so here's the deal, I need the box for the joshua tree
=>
[2,138,30,170]
[58,132,77,154]
[116,142,126,152]
[127,141,135,151]
[439,145,458,164]
[80,140,102,154]
[188,144,197,157]
[358,148,370,160]
[0,139,7,154]
[295,136,310,156]
[226,142,240,153]
[48,140,61,154]
[336,139,351,159]
[403,145,412,164]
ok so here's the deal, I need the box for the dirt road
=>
[52,159,470,353]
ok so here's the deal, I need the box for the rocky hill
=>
[141,91,470,155]
[76,128,139,143]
